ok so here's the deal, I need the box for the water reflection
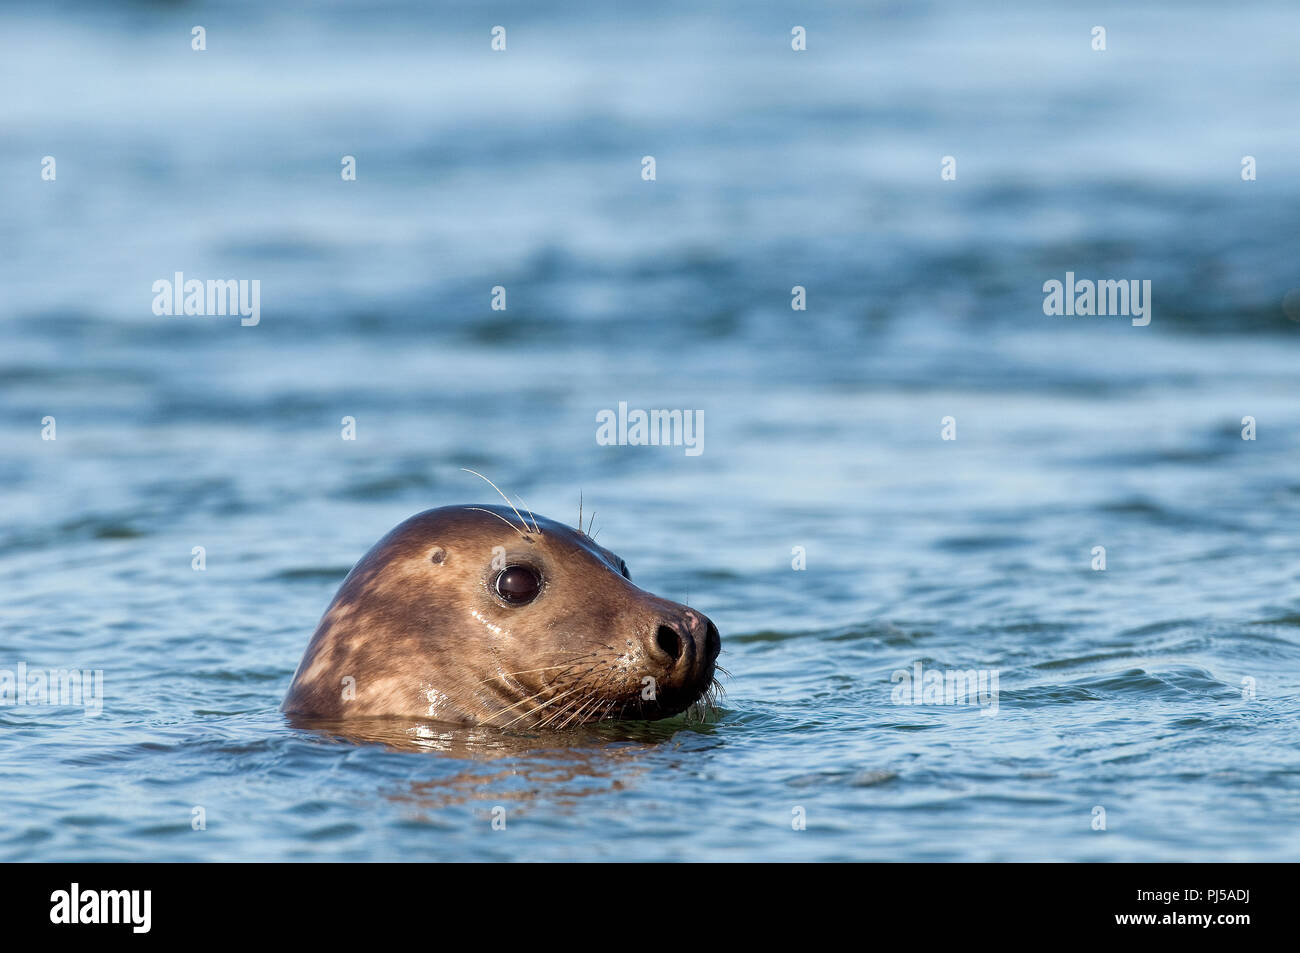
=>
[287,713,722,810]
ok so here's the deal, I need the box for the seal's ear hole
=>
[429,547,446,565]
[494,565,542,605]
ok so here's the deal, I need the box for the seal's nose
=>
[703,617,720,661]
[655,624,686,661]
[652,610,720,669]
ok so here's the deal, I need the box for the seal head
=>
[283,505,721,729]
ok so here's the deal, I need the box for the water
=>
[2,0,1299,861]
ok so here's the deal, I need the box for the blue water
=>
[2,0,1299,861]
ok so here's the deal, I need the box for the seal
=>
[283,503,721,729]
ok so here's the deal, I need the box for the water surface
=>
[1,0,1298,861]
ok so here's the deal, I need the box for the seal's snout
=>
[651,609,721,673]
[636,606,720,717]
[686,609,721,666]
[703,617,721,662]
[655,625,686,661]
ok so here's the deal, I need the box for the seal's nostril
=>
[655,625,683,661]
[705,619,720,661]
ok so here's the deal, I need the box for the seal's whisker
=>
[465,507,530,541]
[543,688,593,728]
[498,690,575,730]
[514,493,541,535]
[476,673,567,713]
[474,654,601,687]
[577,491,584,535]
[486,682,562,723]
[485,663,575,681]
[568,698,599,728]
[460,469,532,535]
[488,665,601,723]
[499,681,595,729]
[535,697,577,730]
[477,665,570,686]
[554,702,583,730]
[679,676,725,725]
[542,683,601,729]
[561,696,600,729]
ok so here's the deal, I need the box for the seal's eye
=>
[620,560,631,580]
[495,565,542,605]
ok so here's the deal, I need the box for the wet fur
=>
[284,505,720,728]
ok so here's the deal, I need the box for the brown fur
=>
[283,505,720,728]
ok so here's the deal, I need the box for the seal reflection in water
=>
[283,503,722,729]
